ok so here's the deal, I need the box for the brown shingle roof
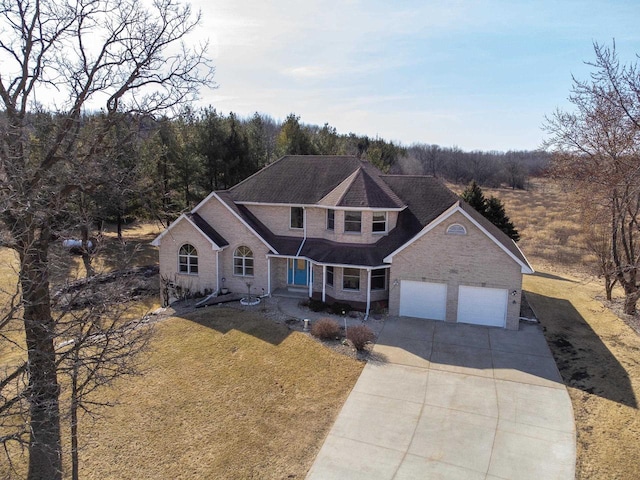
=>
[380,175,459,225]
[229,155,403,208]
[187,213,228,248]
[229,155,362,204]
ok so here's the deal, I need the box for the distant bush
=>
[310,318,341,340]
[347,325,375,351]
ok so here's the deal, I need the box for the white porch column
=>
[215,250,220,292]
[322,265,326,303]
[366,268,372,319]
[308,261,313,298]
[267,256,272,296]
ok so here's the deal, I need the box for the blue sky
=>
[190,0,640,151]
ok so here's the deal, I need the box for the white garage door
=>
[457,286,508,327]
[399,280,447,320]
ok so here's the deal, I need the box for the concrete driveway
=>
[306,318,576,480]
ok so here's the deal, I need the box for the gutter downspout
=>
[267,255,271,296]
[216,249,220,294]
[365,268,371,321]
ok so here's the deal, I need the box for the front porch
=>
[267,255,389,317]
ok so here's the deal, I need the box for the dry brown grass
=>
[525,272,640,480]
[70,308,361,479]
[450,179,594,272]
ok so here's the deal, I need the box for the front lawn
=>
[71,307,363,479]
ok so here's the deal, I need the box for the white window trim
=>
[372,212,387,234]
[178,244,198,275]
[326,209,335,231]
[290,206,304,230]
[233,246,254,277]
[446,223,467,235]
[344,211,362,234]
[342,267,361,291]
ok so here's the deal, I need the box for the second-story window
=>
[372,212,387,233]
[344,211,362,233]
[327,209,335,230]
[290,206,304,229]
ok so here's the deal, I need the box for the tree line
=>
[75,109,549,236]
[397,144,550,189]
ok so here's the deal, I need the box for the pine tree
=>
[485,196,520,242]
[460,180,487,212]
[460,181,520,242]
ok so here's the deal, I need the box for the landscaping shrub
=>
[329,302,351,315]
[347,325,375,351]
[308,299,327,312]
[310,318,341,340]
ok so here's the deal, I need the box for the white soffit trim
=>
[207,192,279,254]
[150,214,223,251]
[383,201,534,274]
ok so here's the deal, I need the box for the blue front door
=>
[288,258,308,286]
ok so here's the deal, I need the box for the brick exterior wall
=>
[243,204,398,243]
[387,210,524,330]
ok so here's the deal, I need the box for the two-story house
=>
[152,155,533,329]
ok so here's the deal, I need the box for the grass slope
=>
[75,308,363,479]
[525,272,640,479]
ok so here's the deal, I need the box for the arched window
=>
[178,244,198,274]
[234,246,254,276]
[446,223,467,235]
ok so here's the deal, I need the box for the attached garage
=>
[457,286,508,328]
[399,280,447,320]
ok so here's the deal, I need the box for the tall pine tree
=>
[461,181,520,242]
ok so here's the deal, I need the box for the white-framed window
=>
[372,212,387,233]
[371,268,386,290]
[178,244,198,274]
[327,209,335,231]
[343,268,360,290]
[344,211,362,233]
[290,206,304,229]
[233,246,254,276]
[326,266,334,286]
[446,223,467,235]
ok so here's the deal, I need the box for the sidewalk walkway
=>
[306,317,576,480]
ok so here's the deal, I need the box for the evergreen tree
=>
[460,180,487,212]
[485,196,520,242]
[461,181,520,242]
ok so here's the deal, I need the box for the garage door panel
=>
[457,286,507,327]
[399,280,447,320]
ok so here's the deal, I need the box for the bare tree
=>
[54,275,152,480]
[544,41,640,314]
[0,1,213,478]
